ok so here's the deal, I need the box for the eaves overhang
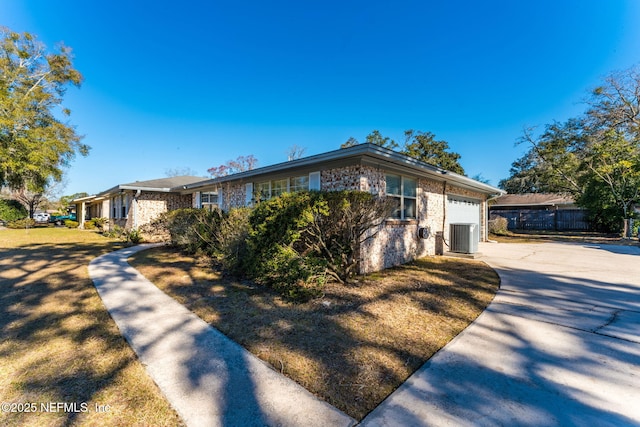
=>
[181,143,505,196]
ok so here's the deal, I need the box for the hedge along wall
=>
[213,164,488,274]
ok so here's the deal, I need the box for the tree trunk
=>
[623,218,630,239]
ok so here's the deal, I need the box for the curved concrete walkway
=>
[361,242,640,426]
[91,242,640,426]
[89,244,356,427]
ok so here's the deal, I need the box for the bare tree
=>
[208,155,258,178]
[164,167,201,177]
[286,145,307,161]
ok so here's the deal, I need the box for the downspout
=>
[441,180,448,249]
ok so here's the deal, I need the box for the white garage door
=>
[447,195,481,241]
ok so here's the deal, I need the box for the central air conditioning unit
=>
[449,223,479,254]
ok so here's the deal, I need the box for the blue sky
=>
[2,1,640,195]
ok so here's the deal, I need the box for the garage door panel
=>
[447,195,481,241]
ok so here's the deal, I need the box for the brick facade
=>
[216,164,488,274]
[108,191,193,230]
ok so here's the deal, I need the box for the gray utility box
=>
[449,223,479,254]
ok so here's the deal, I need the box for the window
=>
[271,178,288,198]
[121,195,128,218]
[257,181,271,201]
[111,196,121,219]
[255,175,311,201]
[290,175,309,192]
[200,192,218,211]
[386,174,417,219]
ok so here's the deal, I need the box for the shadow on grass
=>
[0,234,181,426]
[130,247,500,420]
[132,243,640,425]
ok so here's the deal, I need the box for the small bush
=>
[489,216,510,236]
[64,220,79,228]
[104,224,125,239]
[87,217,108,231]
[7,218,36,229]
[164,208,225,255]
[139,213,171,242]
[0,199,28,222]
[126,228,143,244]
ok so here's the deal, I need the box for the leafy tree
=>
[340,130,398,150]
[578,129,640,235]
[402,130,465,175]
[0,27,88,197]
[500,120,585,194]
[11,187,44,218]
[340,136,359,149]
[0,197,27,221]
[365,130,398,150]
[500,65,640,236]
[207,155,258,178]
[340,130,465,175]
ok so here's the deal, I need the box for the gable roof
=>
[98,175,205,196]
[492,193,576,208]
[72,176,206,204]
[182,143,504,196]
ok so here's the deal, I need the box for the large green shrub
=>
[0,199,28,222]
[243,192,326,300]
[214,207,251,273]
[242,190,393,298]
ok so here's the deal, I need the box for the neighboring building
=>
[181,143,504,273]
[490,193,590,231]
[73,176,206,230]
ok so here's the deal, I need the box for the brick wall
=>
[215,165,488,274]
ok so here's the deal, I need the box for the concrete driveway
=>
[362,241,640,426]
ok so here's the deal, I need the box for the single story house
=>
[490,193,590,231]
[180,143,504,273]
[73,176,206,230]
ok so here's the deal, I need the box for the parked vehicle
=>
[33,212,50,223]
[50,213,77,226]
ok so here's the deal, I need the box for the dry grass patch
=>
[130,246,499,420]
[0,228,183,427]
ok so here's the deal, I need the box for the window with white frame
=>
[256,181,271,201]
[110,194,129,219]
[255,174,311,201]
[121,194,128,218]
[289,175,309,192]
[271,178,288,198]
[386,174,417,219]
[200,192,218,211]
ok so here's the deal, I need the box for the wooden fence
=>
[490,208,591,231]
